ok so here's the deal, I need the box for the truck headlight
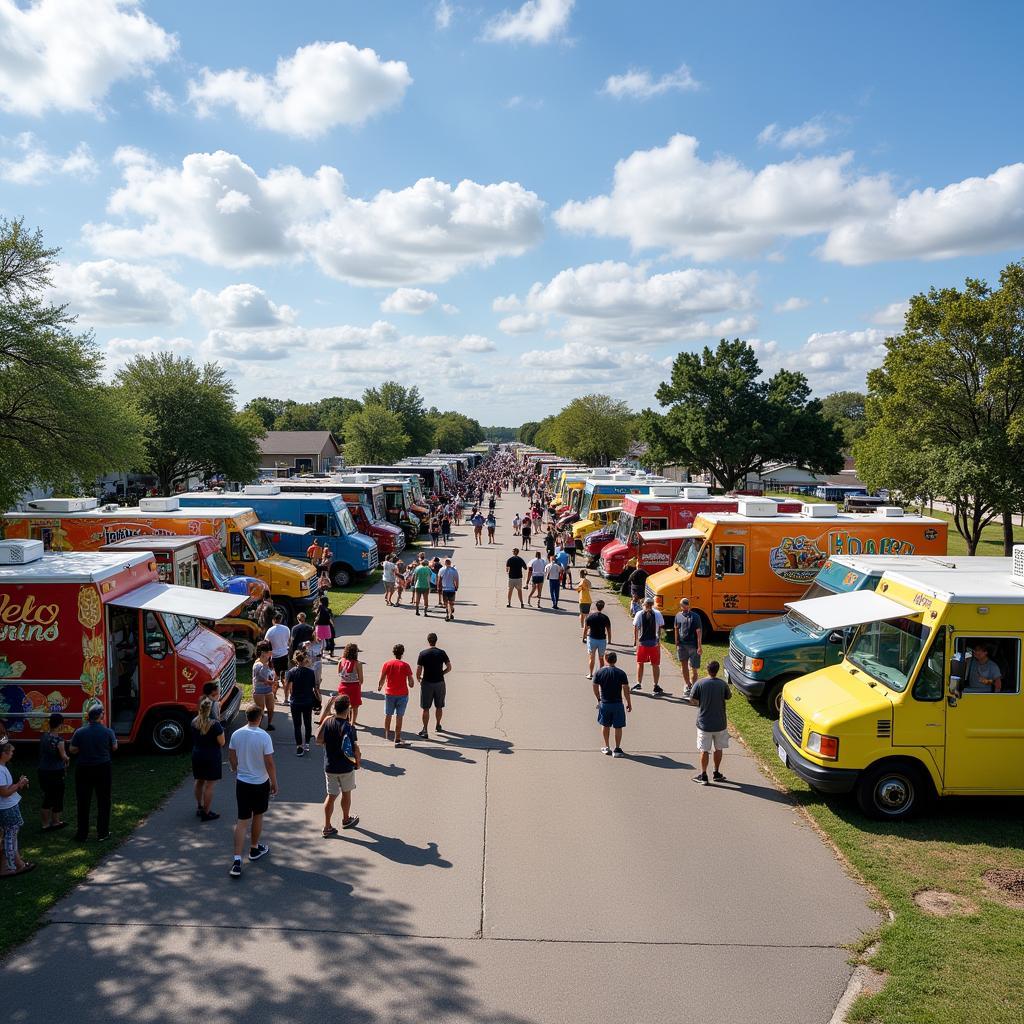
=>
[362,552,368,561]
[654,595,664,609]
[300,579,310,592]
[807,732,839,760]
[744,656,764,674]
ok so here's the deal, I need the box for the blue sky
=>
[2,0,1023,425]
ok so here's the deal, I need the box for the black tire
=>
[331,564,353,588]
[230,637,257,665]
[273,600,292,626]
[855,760,931,821]
[148,711,191,754]
[763,676,798,720]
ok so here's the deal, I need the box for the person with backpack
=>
[673,598,703,698]
[317,694,360,836]
[631,597,666,695]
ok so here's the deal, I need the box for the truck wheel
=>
[855,760,930,821]
[231,638,257,665]
[763,678,796,720]
[331,564,353,588]
[148,712,190,754]
[273,600,293,626]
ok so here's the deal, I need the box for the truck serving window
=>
[304,513,338,536]
[847,616,929,693]
[953,637,1020,695]
[715,545,745,575]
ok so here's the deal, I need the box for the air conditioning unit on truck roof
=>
[0,540,44,564]
[243,484,281,496]
[28,497,98,513]
[801,503,839,518]
[139,496,180,512]
[682,486,709,499]
[875,506,905,518]
[737,498,778,517]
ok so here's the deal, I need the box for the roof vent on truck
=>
[874,506,905,518]
[681,486,710,499]
[27,496,98,513]
[243,484,282,496]
[737,498,778,517]
[801,502,839,518]
[649,484,683,497]
[0,539,45,564]
[139,496,181,512]
[1012,545,1024,584]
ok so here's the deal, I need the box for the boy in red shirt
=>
[377,643,415,748]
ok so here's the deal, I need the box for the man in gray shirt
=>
[963,644,1003,692]
[688,660,731,786]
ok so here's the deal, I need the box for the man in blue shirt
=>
[592,651,632,757]
[69,705,118,842]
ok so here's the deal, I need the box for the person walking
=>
[191,697,226,821]
[0,742,32,877]
[287,650,319,756]
[38,713,69,831]
[485,512,497,544]
[377,643,415,747]
[228,705,277,878]
[69,705,117,842]
[317,694,360,836]
[440,513,452,545]
[306,538,323,564]
[411,559,433,616]
[336,642,364,725]
[544,552,563,609]
[593,651,632,757]
[470,510,485,546]
[626,566,649,616]
[438,558,460,621]
[416,633,452,739]
[673,598,703,698]
[563,532,577,567]
[577,570,592,639]
[382,555,398,607]
[521,515,532,548]
[265,613,291,703]
[314,594,334,659]
[430,516,441,548]
[527,551,546,607]
[251,640,277,730]
[555,544,573,589]
[583,599,612,677]
[512,513,522,536]
[631,597,666,695]
[689,661,731,785]
[505,547,527,608]
[544,528,556,558]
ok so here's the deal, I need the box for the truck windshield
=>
[579,490,595,517]
[782,578,841,632]
[162,612,200,645]
[363,500,381,524]
[245,529,275,559]
[675,537,706,571]
[373,494,387,519]
[205,551,235,590]
[847,616,929,693]
[615,512,636,544]
[336,507,357,535]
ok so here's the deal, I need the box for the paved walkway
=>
[4,496,877,1024]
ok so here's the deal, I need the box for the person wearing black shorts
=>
[416,633,452,739]
[227,706,278,879]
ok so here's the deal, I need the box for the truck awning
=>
[110,583,246,620]
[785,590,921,631]
[593,504,624,515]
[638,527,705,543]
[249,521,314,537]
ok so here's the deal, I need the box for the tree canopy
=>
[535,394,633,465]
[362,381,432,454]
[0,218,147,510]
[641,339,843,489]
[343,405,411,464]
[820,390,868,449]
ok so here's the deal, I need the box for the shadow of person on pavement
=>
[408,745,477,765]
[358,759,407,777]
[340,828,453,868]
[433,730,514,755]
[623,753,693,770]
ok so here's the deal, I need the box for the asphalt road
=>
[3,496,878,1023]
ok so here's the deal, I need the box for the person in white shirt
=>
[543,553,564,609]
[527,552,546,607]
[264,613,291,703]
[228,706,278,878]
[437,559,460,622]
[381,557,398,607]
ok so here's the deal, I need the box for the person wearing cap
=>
[38,712,70,831]
[336,643,364,725]
[631,597,666,696]
[69,704,118,842]
[673,598,703,698]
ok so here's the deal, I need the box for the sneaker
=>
[304,743,310,753]
[248,843,270,861]
[417,728,429,739]
[229,859,242,878]
[612,747,624,758]
[342,815,360,829]
[630,683,642,692]
[395,740,406,748]
[712,771,727,782]
[601,746,612,755]
[296,746,304,756]
[682,687,692,699]
[415,610,420,616]
[200,811,220,822]
[693,772,710,786]
[586,673,592,679]
[266,724,276,731]
[653,685,665,695]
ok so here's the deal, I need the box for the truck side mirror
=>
[828,631,844,645]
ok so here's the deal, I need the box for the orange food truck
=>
[644,500,948,631]
[0,541,244,753]
[3,496,316,623]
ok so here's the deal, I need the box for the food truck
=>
[599,491,803,580]
[280,475,423,541]
[177,488,380,585]
[773,553,1024,819]
[4,497,318,623]
[643,500,948,629]
[727,554,1003,716]
[569,475,671,542]
[100,536,267,663]
[0,542,242,753]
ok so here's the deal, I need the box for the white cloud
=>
[821,163,1024,264]
[434,0,454,29]
[86,148,546,285]
[145,85,175,112]
[104,335,194,376]
[0,133,97,184]
[380,287,438,315]
[189,41,410,139]
[203,320,400,363]
[758,116,836,150]
[501,260,757,344]
[0,0,176,117]
[483,0,573,44]
[556,134,892,260]
[519,341,665,387]
[50,259,186,325]
[765,328,888,394]
[492,293,522,312]
[869,300,908,327]
[774,296,811,313]
[191,284,297,329]
[602,64,701,100]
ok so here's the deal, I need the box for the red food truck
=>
[599,492,802,580]
[0,541,244,753]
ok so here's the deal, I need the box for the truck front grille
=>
[218,657,237,697]
[644,584,654,603]
[728,640,744,675]
[367,546,379,569]
[781,701,804,748]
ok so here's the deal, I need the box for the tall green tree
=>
[243,396,289,431]
[0,218,147,510]
[642,339,843,489]
[546,394,633,465]
[820,390,868,449]
[116,353,263,494]
[361,381,429,454]
[517,421,540,444]
[344,405,410,464]
[855,266,1024,555]
[425,409,484,451]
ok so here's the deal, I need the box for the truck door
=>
[711,542,748,628]
[228,529,255,574]
[944,635,1024,792]
[107,606,141,735]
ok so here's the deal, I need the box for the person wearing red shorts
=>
[631,598,665,695]
[336,642,364,726]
